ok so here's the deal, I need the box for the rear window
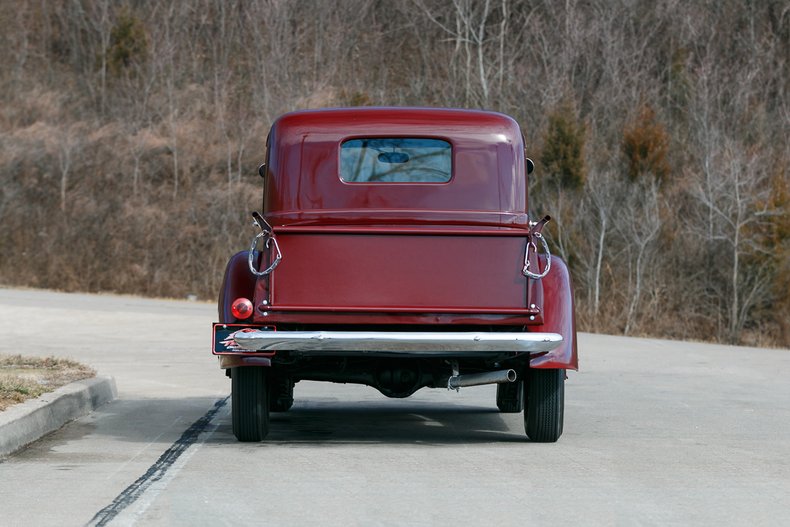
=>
[340,138,452,183]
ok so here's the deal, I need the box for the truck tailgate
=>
[268,230,530,313]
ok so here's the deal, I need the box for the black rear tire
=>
[496,380,524,413]
[231,367,269,441]
[524,368,564,442]
[269,376,294,412]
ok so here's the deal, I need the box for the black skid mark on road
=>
[86,396,229,527]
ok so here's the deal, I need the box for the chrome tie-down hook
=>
[523,215,552,279]
[248,212,282,276]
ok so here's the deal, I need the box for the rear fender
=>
[218,251,259,323]
[528,256,578,370]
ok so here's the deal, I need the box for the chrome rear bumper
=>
[232,330,562,355]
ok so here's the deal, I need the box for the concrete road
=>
[0,288,788,526]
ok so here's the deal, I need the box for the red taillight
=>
[231,297,254,320]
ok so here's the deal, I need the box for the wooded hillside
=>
[0,0,787,346]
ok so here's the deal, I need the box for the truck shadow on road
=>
[212,402,528,445]
[11,397,528,457]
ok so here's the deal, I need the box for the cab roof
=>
[272,107,522,136]
[264,107,529,228]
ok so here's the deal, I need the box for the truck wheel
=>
[269,376,294,412]
[232,367,269,441]
[496,380,524,413]
[524,368,564,442]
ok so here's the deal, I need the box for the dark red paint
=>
[264,107,528,227]
[527,256,578,369]
[218,251,257,324]
[223,107,576,370]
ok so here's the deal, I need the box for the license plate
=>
[212,324,273,353]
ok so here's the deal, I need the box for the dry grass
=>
[0,355,95,411]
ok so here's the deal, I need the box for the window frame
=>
[338,136,455,185]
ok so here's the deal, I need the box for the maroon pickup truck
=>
[213,107,577,442]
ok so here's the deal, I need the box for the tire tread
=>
[232,367,269,441]
[496,380,524,413]
[524,368,564,442]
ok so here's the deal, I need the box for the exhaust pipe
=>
[447,369,517,390]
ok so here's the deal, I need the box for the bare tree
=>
[414,0,496,106]
[580,170,618,317]
[54,125,85,213]
[691,140,774,341]
[617,180,661,335]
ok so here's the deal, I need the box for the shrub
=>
[540,102,587,190]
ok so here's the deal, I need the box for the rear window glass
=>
[340,138,452,183]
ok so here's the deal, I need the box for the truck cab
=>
[213,107,577,442]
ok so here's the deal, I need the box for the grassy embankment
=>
[0,355,95,411]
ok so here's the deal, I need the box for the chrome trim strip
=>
[232,330,562,353]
